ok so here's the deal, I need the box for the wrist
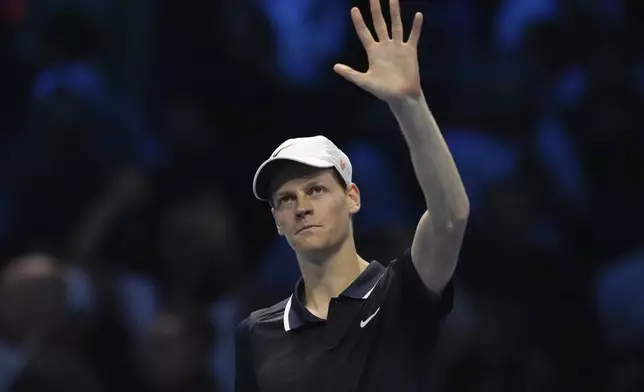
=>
[387,90,426,113]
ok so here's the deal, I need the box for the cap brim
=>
[253,156,334,201]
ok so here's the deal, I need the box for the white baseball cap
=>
[252,135,353,201]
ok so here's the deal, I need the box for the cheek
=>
[332,200,348,217]
[275,213,294,233]
[322,198,351,228]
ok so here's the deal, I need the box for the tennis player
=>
[235,0,469,390]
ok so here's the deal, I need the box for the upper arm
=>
[234,318,259,392]
[411,210,468,294]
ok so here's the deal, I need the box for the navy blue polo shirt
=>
[235,249,454,392]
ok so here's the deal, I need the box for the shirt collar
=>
[283,261,386,332]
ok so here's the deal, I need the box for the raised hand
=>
[333,0,424,103]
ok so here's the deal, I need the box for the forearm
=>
[389,93,469,225]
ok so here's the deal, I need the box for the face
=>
[270,166,360,257]
[0,254,68,343]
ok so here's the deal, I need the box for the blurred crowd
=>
[0,0,643,391]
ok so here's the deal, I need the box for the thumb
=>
[333,64,367,87]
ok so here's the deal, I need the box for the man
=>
[235,0,469,391]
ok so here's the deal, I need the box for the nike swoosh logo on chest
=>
[360,307,380,328]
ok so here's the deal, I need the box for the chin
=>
[288,234,330,252]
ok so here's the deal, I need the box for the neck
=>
[296,236,368,319]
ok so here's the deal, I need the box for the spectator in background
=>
[0,9,141,259]
[134,307,219,392]
[157,189,243,304]
[0,253,100,391]
[10,347,104,392]
[0,254,73,347]
[157,189,243,392]
[256,0,348,87]
[595,247,644,392]
[64,94,245,392]
[103,188,244,392]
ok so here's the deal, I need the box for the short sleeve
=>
[234,318,259,392]
[390,249,454,318]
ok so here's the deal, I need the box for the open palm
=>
[334,0,424,103]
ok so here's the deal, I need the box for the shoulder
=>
[385,248,413,276]
[388,248,412,265]
[236,297,290,335]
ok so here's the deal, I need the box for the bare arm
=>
[390,95,469,294]
[333,0,469,294]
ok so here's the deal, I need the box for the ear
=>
[271,207,285,236]
[346,183,361,215]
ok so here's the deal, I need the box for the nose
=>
[295,195,313,219]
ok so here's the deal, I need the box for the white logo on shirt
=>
[360,307,380,328]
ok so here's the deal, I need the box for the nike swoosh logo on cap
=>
[273,143,295,157]
[360,307,380,328]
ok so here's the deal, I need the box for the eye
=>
[281,195,294,203]
[275,195,295,207]
[309,186,325,195]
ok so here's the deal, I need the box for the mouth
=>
[296,225,321,234]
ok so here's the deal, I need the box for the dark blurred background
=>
[0,0,643,391]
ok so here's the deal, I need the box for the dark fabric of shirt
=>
[235,249,454,392]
